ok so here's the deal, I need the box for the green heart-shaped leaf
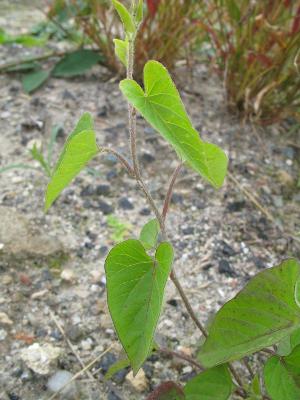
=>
[45,113,99,211]
[120,61,228,188]
[105,239,173,374]
[198,259,300,367]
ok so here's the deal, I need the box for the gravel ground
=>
[0,3,299,400]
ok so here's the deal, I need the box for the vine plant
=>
[45,1,300,399]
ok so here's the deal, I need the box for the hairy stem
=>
[101,147,134,176]
[158,347,203,370]
[127,38,141,181]
[162,162,183,223]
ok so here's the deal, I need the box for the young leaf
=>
[135,0,144,23]
[140,219,160,250]
[104,356,130,380]
[113,38,128,67]
[45,113,99,211]
[198,259,300,367]
[30,144,51,177]
[264,348,300,400]
[184,365,233,400]
[22,69,50,93]
[146,381,185,400]
[112,0,135,34]
[52,50,103,77]
[105,239,173,374]
[119,61,228,188]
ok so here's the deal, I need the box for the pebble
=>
[61,269,76,283]
[80,185,95,197]
[66,325,83,342]
[126,369,148,392]
[0,328,7,341]
[141,151,155,163]
[31,289,49,300]
[8,394,20,400]
[182,227,194,235]
[80,337,93,351]
[139,207,151,216]
[2,274,13,285]
[227,200,246,212]
[218,259,235,277]
[0,312,13,326]
[47,370,76,398]
[98,200,114,215]
[167,299,178,307]
[219,240,235,257]
[95,184,110,196]
[21,343,62,375]
[118,197,134,210]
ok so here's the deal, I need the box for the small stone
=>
[95,184,110,196]
[97,105,108,117]
[182,365,192,374]
[66,325,83,342]
[227,200,246,212]
[167,299,178,307]
[0,328,7,341]
[139,208,151,216]
[8,394,20,400]
[98,200,114,215]
[2,274,13,285]
[80,338,93,351]
[182,227,194,235]
[80,185,95,197]
[21,343,62,375]
[118,197,134,210]
[141,151,155,163]
[219,240,235,257]
[0,312,13,326]
[177,346,193,358]
[218,259,235,277]
[61,269,76,283]
[126,369,148,392]
[31,289,49,300]
[47,370,76,398]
